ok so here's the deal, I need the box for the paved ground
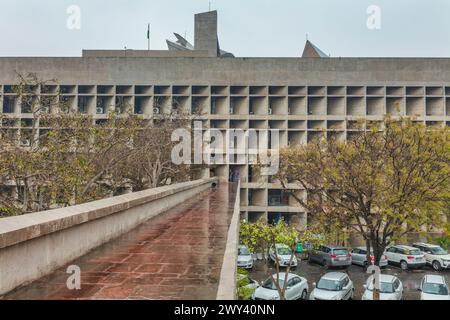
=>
[248,256,450,300]
[2,183,237,300]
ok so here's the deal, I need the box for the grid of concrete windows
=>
[1,11,450,228]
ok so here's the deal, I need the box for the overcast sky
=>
[1,0,449,57]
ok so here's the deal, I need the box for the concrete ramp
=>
[1,183,237,300]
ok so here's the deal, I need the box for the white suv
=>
[384,245,426,270]
[419,275,450,300]
[269,244,298,267]
[412,243,450,271]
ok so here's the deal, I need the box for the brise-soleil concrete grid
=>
[0,11,449,228]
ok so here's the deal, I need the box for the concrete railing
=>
[0,178,217,296]
[216,181,240,300]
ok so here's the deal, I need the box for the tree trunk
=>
[370,238,386,301]
[365,238,371,268]
[372,274,380,301]
[372,240,385,267]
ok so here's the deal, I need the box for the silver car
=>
[253,273,309,300]
[308,245,352,267]
[310,272,354,300]
[362,274,403,300]
[351,247,388,268]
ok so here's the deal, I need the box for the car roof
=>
[275,243,289,248]
[323,245,347,250]
[413,242,439,248]
[424,275,446,285]
[238,245,248,249]
[273,272,300,280]
[354,246,369,251]
[393,245,418,250]
[321,272,347,281]
[368,274,397,283]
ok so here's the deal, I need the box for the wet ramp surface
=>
[3,183,237,300]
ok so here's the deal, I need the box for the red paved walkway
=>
[2,183,237,300]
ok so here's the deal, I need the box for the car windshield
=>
[404,249,421,255]
[423,283,449,295]
[277,247,292,255]
[333,249,348,255]
[262,277,284,290]
[429,247,448,255]
[317,278,342,291]
[367,281,395,293]
[239,247,251,256]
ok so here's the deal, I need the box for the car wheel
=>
[400,260,408,271]
[363,261,369,268]
[301,289,307,300]
[432,260,442,271]
[322,259,327,266]
[349,288,355,300]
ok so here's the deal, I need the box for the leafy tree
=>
[275,117,450,265]
[240,219,324,300]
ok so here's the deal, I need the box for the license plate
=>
[338,257,347,261]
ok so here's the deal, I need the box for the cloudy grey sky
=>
[1,0,449,57]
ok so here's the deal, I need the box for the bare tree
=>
[0,73,202,216]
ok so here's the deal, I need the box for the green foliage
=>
[240,219,328,257]
[239,219,298,257]
[239,219,326,300]
[435,236,450,250]
[236,268,255,300]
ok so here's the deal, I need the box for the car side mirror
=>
[312,282,316,287]
[418,288,422,292]
[363,284,367,289]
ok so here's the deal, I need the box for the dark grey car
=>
[308,245,352,267]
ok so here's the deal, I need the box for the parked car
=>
[308,245,352,267]
[412,243,450,271]
[237,245,253,269]
[361,274,403,300]
[351,247,388,268]
[309,272,354,300]
[419,275,450,300]
[252,273,308,300]
[269,244,298,268]
[384,245,426,270]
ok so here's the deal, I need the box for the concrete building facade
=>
[1,11,450,227]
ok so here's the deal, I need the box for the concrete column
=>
[195,11,219,57]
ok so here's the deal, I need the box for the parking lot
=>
[247,255,450,300]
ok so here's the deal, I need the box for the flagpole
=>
[147,23,150,50]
